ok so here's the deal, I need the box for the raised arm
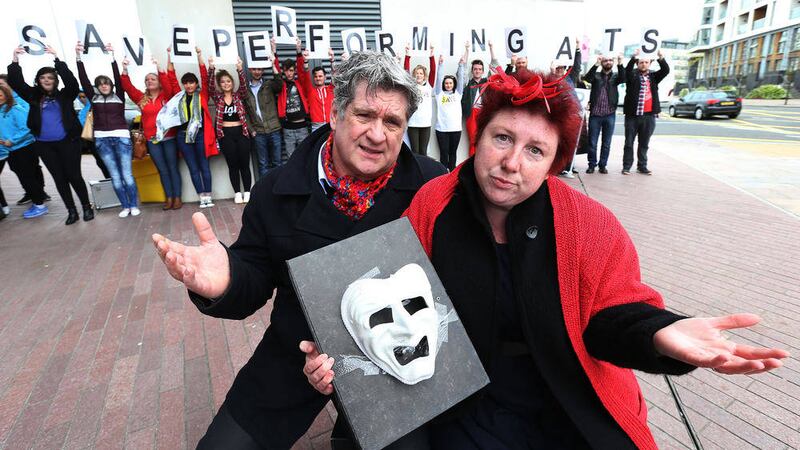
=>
[488,40,500,71]
[233,57,247,98]
[614,54,626,86]
[434,55,445,95]
[626,51,638,79]
[206,59,217,97]
[52,49,79,101]
[582,58,598,84]
[403,43,411,72]
[296,51,312,96]
[652,50,670,83]
[428,45,436,86]
[456,62,467,95]
[120,59,144,105]
[7,47,35,103]
[569,38,582,86]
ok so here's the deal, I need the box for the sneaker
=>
[621,169,631,175]
[2,206,10,215]
[23,204,48,219]
[234,192,244,204]
[586,167,595,174]
[16,194,31,205]
[559,170,575,179]
[599,167,608,174]
[198,196,209,208]
[130,207,141,216]
[637,168,653,175]
[118,208,131,218]
[243,191,250,203]
[204,195,215,208]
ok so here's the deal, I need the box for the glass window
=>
[777,32,787,54]
[793,28,800,51]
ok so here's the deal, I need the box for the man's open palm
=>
[153,212,230,298]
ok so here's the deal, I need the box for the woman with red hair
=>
[303,68,788,448]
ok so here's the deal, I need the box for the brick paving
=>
[0,139,797,449]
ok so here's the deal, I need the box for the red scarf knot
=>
[321,133,396,220]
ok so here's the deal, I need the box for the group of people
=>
[152,49,788,449]
[0,35,340,222]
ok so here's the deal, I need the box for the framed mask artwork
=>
[288,218,488,450]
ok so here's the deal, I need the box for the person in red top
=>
[121,47,182,210]
[296,45,335,133]
[272,38,310,159]
[302,68,789,448]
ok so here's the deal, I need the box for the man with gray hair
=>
[152,50,446,449]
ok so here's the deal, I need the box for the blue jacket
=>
[0,102,36,154]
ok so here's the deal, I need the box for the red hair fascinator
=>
[478,66,572,113]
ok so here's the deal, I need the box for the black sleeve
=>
[584,302,696,375]
[569,49,581,86]
[614,64,626,86]
[6,62,34,103]
[582,64,597,84]
[653,58,670,84]
[77,60,95,102]
[186,181,277,320]
[505,64,514,75]
[55,59,79,101]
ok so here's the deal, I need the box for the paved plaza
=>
[0,131,798,449]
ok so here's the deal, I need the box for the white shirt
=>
[408,83,433,128]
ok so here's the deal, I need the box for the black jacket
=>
[7,59,82,139]
[188,125,446,448]
[582,63,626,114]
[461,76,487,119]
[623,57,670,116]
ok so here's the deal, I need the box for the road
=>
[610,105,800,143]
[584,104,800,217]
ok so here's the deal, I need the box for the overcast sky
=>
[583,0,703,42]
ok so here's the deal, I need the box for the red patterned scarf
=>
[321,133,396,220]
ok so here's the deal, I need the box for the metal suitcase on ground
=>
[88,179,122,209]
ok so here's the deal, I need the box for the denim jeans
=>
[253,130,282,178]
[95,136,139,208]
[283,127,309,160]
[587,114,616,169]
[177,130,212,194]
[147,138,182,198]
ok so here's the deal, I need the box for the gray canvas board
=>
[287,217,489,450]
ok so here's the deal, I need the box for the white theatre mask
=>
[341,264,438,385]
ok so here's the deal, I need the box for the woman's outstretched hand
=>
[300,341,335,395]
[654,313,790,375]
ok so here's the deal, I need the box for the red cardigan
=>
[403,166,663,450]
[120,70,178,140]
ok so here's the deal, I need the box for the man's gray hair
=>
[332,51,419,120]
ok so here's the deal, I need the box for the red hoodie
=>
[296,57,334,123]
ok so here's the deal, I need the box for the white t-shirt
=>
[434,62,466,132]
[435,92,463,132]
[408,83,433,128]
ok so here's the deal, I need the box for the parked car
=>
[669,91,742,119]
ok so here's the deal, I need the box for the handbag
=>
[81,110,94,142]
[130,121,148,160]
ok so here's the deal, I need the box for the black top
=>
[178,93,194,131]
[221,100,238,122]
